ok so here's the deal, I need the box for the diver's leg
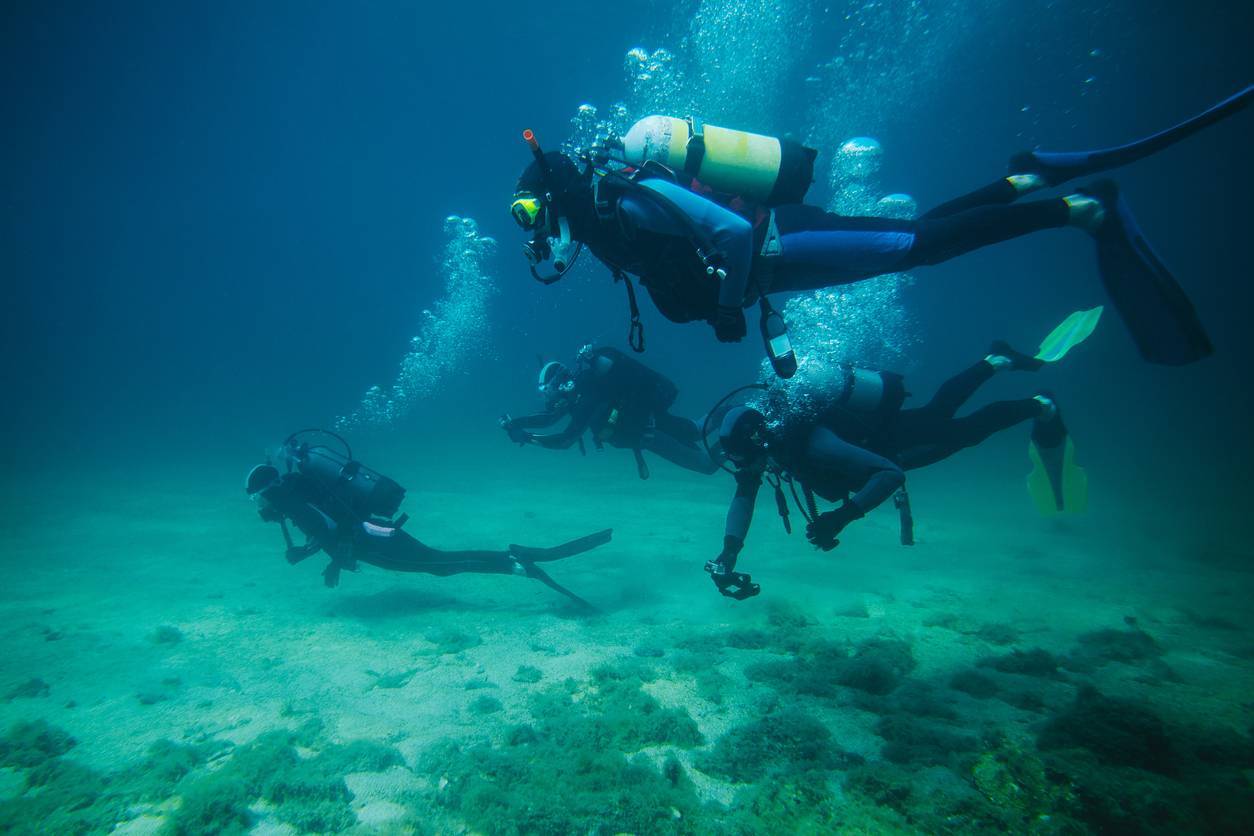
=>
[356,530,520,577]
[919,175,1047,219]
[765,209,919,292]
[643,414,721,475]
[916,360,998,419]
[355,528,601,607]
[905,198,1073,268]
[897,398,1044,470]
[765,200,1080,294]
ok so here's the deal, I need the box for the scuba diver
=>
[511,85,1252,374]
[245,430,611,608]
[499,344,720,479]
[702,310,1100,600]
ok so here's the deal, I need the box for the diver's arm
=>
[724,469,763,546]
[805,426,905,515]
[801,427,904,550]
[624,179,755,309]
[706,469,763,599]
[525,401,596,449]
[507,411,566,430]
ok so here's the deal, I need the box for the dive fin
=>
[509,528,613,563]
[1027,408,1087,515]
[1035,306,1104,363]
[1080,180,1213,365]
[521,562,597,610]
[1010,84,1253,186]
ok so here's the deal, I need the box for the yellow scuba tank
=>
[620,116,817,206]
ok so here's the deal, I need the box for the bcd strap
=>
[765,471,791,534]
[684,116,706,177]
[894,488,915,546]
[614,269,646,352]
[633,448,650,480]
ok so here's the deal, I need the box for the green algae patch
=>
[422,627,482,655]
[540,665,702,751]
[166,723,404,834]
[0,730,217,835]
[696,709,861,783]
[745,635,916,699]
[469,694,503,715]
[0,758,127,836]
[1037,685,1176,774]
[512,665,543,683]
[426,739,699,836]
[3,678,51,701]
[0,719,76,768]
[421,666,704,834]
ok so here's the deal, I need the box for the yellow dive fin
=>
[1027,417,1088,515]
[1035,306,1104,363]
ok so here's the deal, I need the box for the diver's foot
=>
[988,340,1045,372]
[1033,393,1059,422]
[1009,150,1070,187]
[1064,192,1107,233]
[1006,172,1047,197]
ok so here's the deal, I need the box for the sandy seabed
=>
[1,440,1251,834]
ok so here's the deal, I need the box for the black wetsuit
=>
[255,470,607,604]
[581,173,1070,335]
[507,347,718,477]
[725,359,1042,542]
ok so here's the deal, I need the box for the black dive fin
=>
[509,528,613,562]
[1081,180,1213,365]
[521,562,597,610]
[1011,84,1252,186]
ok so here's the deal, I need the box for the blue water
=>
[2,1,1252,833]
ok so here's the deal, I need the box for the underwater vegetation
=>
[4,599,1254,834]
[0,718,403,835]
[425,663,705,835]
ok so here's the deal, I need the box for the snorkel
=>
[518,129,583,285]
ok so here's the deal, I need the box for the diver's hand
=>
[500,418,531,445]
[705,560,760,600]
[713,305,747,343]
[322,562,341,588]
[805,502,863,551]
[705,535,758,599]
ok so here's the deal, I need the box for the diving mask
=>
[511,194,544,229]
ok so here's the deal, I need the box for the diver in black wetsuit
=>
[704,341,1070,600]
[500,345,720,479]
[245,431,610,607]
[509,87,1253,369]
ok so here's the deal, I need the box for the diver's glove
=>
[499,416,531,445]
[713,305,747,343]
[322,561,341,588]
[805,501,864,551]
[705,535,760,600]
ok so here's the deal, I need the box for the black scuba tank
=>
[289,444,406,521]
